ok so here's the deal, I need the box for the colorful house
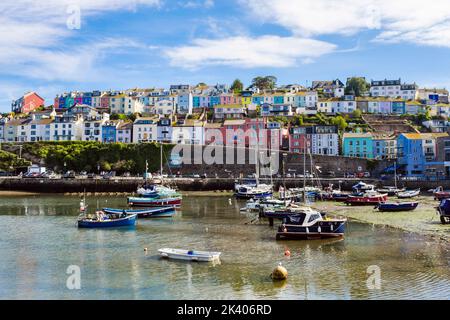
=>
[342,133,374,159]
[11,92,45,114]
[397,133,450,177]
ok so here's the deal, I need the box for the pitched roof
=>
[343,132,373,139]
[402,133,449,140]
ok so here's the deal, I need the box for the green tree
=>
[230,79,244,94]
[352,109,362,119]
[251,76,277,91]
[345,77,370,96]
[331,115,348,131]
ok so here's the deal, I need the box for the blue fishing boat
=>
[376,202,418,212]
[77,196,137,228]
[102,207,175,218]
[437,199,450,224]
[78,213,137,228]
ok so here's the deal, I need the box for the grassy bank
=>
[313,196,450,242]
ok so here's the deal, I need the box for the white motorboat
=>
[158,248,221,262]
[397,189,420,199]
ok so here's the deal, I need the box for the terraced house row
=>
[3,78,450,178]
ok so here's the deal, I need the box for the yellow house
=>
[241,96,252,109]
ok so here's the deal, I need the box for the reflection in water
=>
[0,195,449,300]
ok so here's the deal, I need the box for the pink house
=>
[379,101,392,114]
[220,94,240,105]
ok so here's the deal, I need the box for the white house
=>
[82,113,110,141]
[116,122,132,143]
[370,79,401,97]
[171,120,205,145]
[132,117,158,143]
[154,99,176,116]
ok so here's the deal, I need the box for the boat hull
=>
[103,207,175,218]
[276,221,346,240]
[77,214,137,228]
[345,194,388,206]
[158,248,221,262]
[235,191,273,200]
[434,192,450,201]
[376,202,418,212]
[127,197,182,207]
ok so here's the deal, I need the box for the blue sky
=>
[1,0,450,112]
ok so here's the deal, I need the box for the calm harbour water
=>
[0,194,449,300]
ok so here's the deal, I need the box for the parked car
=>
[201,173,207,179]
[87,173,96,179]
[363,172,371,178]
[63,171,76,179]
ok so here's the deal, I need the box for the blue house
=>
[274,95,284,104]
[342,133,374,159]
[210,96,220,107]
[252,96,264,105]
[102,121,119,143]
[193,96,200,108]
[391,100,406,114]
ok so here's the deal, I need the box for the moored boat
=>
[376,202,418,212]
[352,181,376,193]
[276,211,347,240]
[436,199,450,224]
[137,184,178,198]
[235,185,273,199]
[103,207,175,218]
[77,196,137,228]
[377,186,406,196]
[432,186,450,200]
[397,189,420,199]
[127,196,182,207]
[264,205,325,220]
[345,191,388,206]
[78,213,137,228]
[158,248,221,262]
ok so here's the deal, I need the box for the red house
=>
[11,92,45,114]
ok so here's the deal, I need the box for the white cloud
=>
[179,0,214,9]
[166,35,337,68]
[0,0,161,82]
[241,0,450,47]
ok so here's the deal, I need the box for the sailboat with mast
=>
[128,144,182,207]
[377,161,405,196]
[136,145,179,198]
[235,144,273,199]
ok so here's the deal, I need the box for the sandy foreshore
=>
[313,196,450,242]
[0,191,41,196]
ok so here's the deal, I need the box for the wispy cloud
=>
[241,0,450,47]
[178,0,214,9]
[0,0,161,82]
[166,35,337,69]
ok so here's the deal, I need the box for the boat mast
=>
[303,136,306,204]
[145,159,148,186]
[160,144,163,176]
[255,144,259,186]
[394,160,397,189]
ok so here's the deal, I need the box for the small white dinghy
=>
[158,248,221,262]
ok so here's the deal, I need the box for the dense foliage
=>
[345,77,370,96]
[0,150,31,171]
[19,142,174,174]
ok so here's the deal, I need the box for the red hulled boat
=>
[345,191,388,206]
